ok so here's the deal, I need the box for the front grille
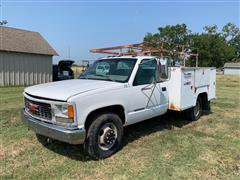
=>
[25,98,52,120]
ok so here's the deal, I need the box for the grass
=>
[0,75,240,179]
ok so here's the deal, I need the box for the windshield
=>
[79,58,137,83]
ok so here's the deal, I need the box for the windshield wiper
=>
[79,74,88,79]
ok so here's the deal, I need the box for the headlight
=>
[54,103,75,123]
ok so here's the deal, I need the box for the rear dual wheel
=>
[185,97,203,121]
[84,113,123,160]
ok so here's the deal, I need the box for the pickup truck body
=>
[22,56,216,159]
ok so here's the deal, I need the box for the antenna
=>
[68,47,71,59]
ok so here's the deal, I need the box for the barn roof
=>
[224,62,240,68]
[0,26,58,56]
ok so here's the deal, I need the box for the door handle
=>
[162,87,166,91]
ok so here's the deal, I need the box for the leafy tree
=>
[143,23,238,67]
[189,33,235,67]
[222,23,239,41]
[203,24,218,35]
[222,23,240,58]
[157,24,190,44]
[144,24,190,46]
[144,24,191,64]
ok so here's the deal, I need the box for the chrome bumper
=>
[22,110,86,144]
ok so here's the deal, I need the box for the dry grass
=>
[0,75,240,179]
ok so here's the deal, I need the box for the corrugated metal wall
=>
[224,68,240,75]
[0,51,52,86]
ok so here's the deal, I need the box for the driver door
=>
[127,59,168,125]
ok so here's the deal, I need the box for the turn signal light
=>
[68,105,74,119]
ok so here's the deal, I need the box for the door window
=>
[133,59,157,86]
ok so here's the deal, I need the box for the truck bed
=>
[167,67,216,111]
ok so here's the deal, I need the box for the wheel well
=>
[197,92,209,110]
[84,105,125,131]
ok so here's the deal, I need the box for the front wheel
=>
[84,113,123,160]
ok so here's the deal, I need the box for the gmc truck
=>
[22,56,216,159]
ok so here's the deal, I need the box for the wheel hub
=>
[98,123,118,151]
[103,129,116,145]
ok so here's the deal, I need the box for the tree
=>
[222,23,239,41]
[144,24,191,64]
[144,24,190,46]
[189,33,235,67]
[143,23,238,67]
[0,20,7,26]
[158,24,190,44]
[203,24,218,35]
[222,23,240,58]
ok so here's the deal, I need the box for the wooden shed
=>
[0,26,58,86]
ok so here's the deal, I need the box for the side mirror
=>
[157,58,170,82]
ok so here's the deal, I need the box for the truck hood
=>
[24,79,123,101]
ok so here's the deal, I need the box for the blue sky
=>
[1,0,239,64]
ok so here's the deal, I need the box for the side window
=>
[133,59,157,86]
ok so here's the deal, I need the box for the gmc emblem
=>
[29,103,39,112]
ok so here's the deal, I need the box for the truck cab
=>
[22,55,216,159]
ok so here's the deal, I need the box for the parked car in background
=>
[53,60,74,81]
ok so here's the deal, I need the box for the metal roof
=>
[224,62,240,68]
[0,26,58,56]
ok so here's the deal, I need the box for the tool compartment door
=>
[194,68,211,88]
[180,69,195,110]
[208,68,216,100]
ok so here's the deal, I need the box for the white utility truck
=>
[22,45,216,159]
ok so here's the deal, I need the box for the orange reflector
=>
[67,105,74,119]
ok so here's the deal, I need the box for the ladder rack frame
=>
[90,41,199,67]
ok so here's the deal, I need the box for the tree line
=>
[143,23,240,68]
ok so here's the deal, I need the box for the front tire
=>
[84,113,123,160]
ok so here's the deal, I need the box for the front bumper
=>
[22,110,86,144]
